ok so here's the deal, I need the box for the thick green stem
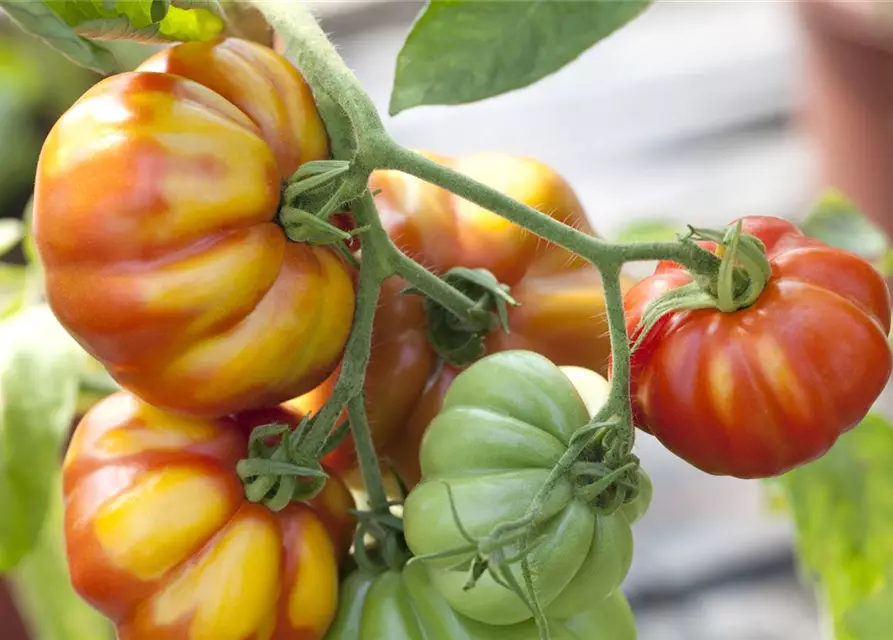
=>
[254,0,752,543]
[252,1,384,165]
[299,232,383,459]
[601,265,634,451]
[347,393,390,513]
[375,141,724,277]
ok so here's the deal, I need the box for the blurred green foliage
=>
[0,21,155,637]
[0,23,95,222]
[0,20,161,226]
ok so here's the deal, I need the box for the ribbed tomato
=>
[33,38,354,417]
[63,392,354,639]
[404,352,634,625]
[625,216,892,478]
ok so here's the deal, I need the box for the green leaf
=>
[612,218,686,244]
[1,0,224,74]
[390,0,652,114]
[0,305,89,571]
[99,4,223,42]
[0,1,119,74]
[780,413,893,640]
[9,472,115,639]
[802,190,891,262]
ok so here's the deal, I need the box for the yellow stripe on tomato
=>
[287,513,338,636]
[93,467,234,581]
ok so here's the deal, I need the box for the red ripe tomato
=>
[624,216,892,478]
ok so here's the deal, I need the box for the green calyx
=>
[277,159,369,264]
[352,502,412,575]
[568,420,642,515]
[404,267,519,366]
[631,220,772,354]
[236,418,329,511]
[351,460,412,575]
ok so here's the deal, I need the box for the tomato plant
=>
[33,37,355,418]
[403,352,636,625]
[624,216,893,478]
[62,391,354,639]
[5,4,893,640]
[326,561,636,640]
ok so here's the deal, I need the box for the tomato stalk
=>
[296,193,388,463]
[249,5,782,632]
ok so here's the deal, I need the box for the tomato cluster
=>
[293,151,623,488]
[33,34,893,640]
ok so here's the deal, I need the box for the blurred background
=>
[3,1,893,638]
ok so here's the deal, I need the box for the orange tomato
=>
[63,391,353,640]
[34,38,354,417]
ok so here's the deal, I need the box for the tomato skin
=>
[387,363,461,488]
[625,216,893,478]
[34,38,354,417]
[325,562,636,640]
[486,268,618,376]
[63,391,347,639]
[308,154,618,486]
[403,352,633,625]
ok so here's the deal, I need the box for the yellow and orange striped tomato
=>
[63,391,354,640]
[33,38,354,417]
[300,154,624,487]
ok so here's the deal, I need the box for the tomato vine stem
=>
[298,192,387,463]
[252,2,764,602]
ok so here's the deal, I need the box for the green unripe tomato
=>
[325,561,637,639]
[403,351,635,626]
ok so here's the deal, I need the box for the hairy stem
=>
[255,2,740,551]
[252,1,384,164]
[376,141,723,277]
[348,393,390,513]
[299,230,383,459]
[601,265,634,452]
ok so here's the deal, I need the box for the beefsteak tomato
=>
[34,37,354,417]
[63,391,354,639]
[326,561,636,640]
[403,351,635,625]
[625,215,893,478]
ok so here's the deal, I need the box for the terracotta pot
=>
[799,1,893,242]
[0,580,29,639]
